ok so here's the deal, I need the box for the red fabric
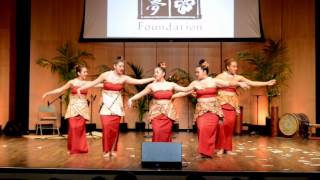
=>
[103,82,123,91]
[219,86,237,93]
[153,90,173,100]
[196,112,219,157]
[101,115,121,153]
[151,114,173,142]
[70,86,88,95]
[68,115,88,154]
[196,88,217,98]
[216,104,237,151]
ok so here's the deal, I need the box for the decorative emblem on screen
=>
[139,0,201,19]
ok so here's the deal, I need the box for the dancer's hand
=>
[267,79,276,86]
[128,98,133,108]
[77,88,81,95]
[191,91,197,98]
[239,82,250,90]
[42,93,48,99]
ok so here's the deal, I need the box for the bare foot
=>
[226,151,237,155]
[103,152,111,158]
[216,149,224,156]
[111,151,117,157]
[196,154,212,159]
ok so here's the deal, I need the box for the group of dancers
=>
[42,57,276,158]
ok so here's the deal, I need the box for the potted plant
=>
[36,42,95,133]
[166,68,194,132]
[238,39,291,116]
[238,39,291,135]
[126,62,152,131]
[37,42,94,83]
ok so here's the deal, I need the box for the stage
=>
[0,132,319,179]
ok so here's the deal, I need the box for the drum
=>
[279,113,309,138]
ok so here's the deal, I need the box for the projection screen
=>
[82,0,263,40]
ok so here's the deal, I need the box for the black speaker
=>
[60,118,68,134]
[3,121,22,136]
[141,142,182,169]
[86,123,96,132]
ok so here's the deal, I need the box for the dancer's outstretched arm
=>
[171,82,195,92]
[42,81,72,99]
[128,84,152,107]
[124,75,155,85]
[171,81,196,99]
[215,78,250,90]
[171,91,194,99]
[238,75,276,87]
[77,73,106,94]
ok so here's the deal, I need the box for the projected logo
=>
[139,0,201,19]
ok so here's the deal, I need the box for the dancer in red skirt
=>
[43,65,94,154]
[172,60,249,158]
[215,58,276,156]
[77,57,154,158]
[128,62,192,142]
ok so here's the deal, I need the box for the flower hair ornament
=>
[158,62,167,69]
[201,61,209,68]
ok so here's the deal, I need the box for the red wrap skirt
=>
[68,115,88,154]
[151,114,173,142]
[196,112,219,157]
[100,115,121,153]
[216,104,237,151]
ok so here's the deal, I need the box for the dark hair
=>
[185,173,207,180]
[156,62,167,76]
[198,59,209,74]
[114,172,137,180]
[114,56,125,65]
[224,57,237,70]
[91,176,107,180]
[74,64,86,77]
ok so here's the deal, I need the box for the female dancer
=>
[77,58,154,157]
[215,58,276,155]
[42,65,92,154]
[127,62,192,142]
[172,59,249,158]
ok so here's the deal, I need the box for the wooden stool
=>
[308,123,320,139]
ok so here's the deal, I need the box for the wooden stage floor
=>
[0,132,320,177]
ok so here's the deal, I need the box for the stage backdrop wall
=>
[26,0,315,130]
[0,0,13,129]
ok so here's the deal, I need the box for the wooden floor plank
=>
[0,132,319,172]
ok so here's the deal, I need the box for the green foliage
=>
[36,42,95,82]
[36,42,95,104]
[238,39,291,115]
[126,62,152,122]
[167,68,193,87]
[167,68,197,106]
[97,64,112,74]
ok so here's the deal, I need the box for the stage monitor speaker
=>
[3,121,22,136]
[141,142,182,169]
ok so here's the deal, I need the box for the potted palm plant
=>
[37,42,94,83]
[238,39,291,116]
[238,39,291,135]
[36,42,95,133]
[166,68,194,131]
[126,62,151,131]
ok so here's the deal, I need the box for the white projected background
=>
[83,0,261,39]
